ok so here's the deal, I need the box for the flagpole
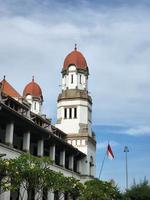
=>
[99,141,110,179]
[124,146,129,190]
[99,151,107,179]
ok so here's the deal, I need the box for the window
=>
[69,108,72,118]
[71,74,73,84]
[64,108,67,119]
[64,107,76,119]
[34,102,36,110]
[80,74,82,84]
[74,107,77,118]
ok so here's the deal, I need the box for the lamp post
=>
[124,146,129,190]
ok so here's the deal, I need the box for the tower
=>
[23,77,43,114]
[56,46,96,177]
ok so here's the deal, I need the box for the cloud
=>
[97,140,119,150]
[0,1,150,126]
[94,125,150,136]
[124,126,150,136]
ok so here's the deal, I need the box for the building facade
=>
[0,47,96,199]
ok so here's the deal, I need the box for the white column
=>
[67,108,69,119]
[0,191,10,200]
[49,145,55,162]
[37,139,44,157]
[60,150,65,167]
[23,131,30,152]
[5,122,14,146]
[59,193,64,200]
[69,156,74,170]
[48,191,54,200]
[35,189,42,200]
[19,183,27,200]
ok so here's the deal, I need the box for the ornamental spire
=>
[74,43,77,51]
[32,75,34,82]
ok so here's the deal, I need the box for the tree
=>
[0,154,84,200]
[124,178,150,200]
[4,154,52,200]
[0,158,10,194]
[79,179,122,200]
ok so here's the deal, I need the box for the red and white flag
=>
[107,144,114,160]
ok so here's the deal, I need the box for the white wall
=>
[62,65,88,90]
[26,95,42,114]
[56,99,92,135]
[0,143,93,200]
[67,140,96,177]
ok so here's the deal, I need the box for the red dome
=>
[23,77,42,99]
[63,47,88,70]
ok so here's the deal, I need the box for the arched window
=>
[80,74,82,84]
[71,74,73,84]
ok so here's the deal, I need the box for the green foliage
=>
[0,158,12,193]
[0,154,84,200]
[7,154,51,192]
[124,178,150,200]
[62,177,84,198]
[79,179,122,200]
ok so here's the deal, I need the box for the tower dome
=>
[63,45,88,71]
[23,77,43,114]
[23,77,43,101]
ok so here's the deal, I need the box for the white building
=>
[0,47,96,200]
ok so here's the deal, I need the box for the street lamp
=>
[124,146,129,190]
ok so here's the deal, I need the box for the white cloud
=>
[0,1,150,126]
[124,126,150,136]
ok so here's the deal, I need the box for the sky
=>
[0,0,150,190]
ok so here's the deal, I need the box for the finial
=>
[3,75,6,80]
[32,75,34,82]
[74,43,77,51]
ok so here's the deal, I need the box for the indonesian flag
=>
[107,144,114,160]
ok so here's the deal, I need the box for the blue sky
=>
[94,125,150,190]
[0,0,150,190]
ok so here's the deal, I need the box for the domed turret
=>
[23,77,43,114]
[62,45,88,73]
[23,77,43,100]
[61,46,89,91]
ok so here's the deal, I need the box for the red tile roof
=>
[0,79,21,98]
[63,48,88,71]
[23,78,42,99]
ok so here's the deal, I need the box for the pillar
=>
[35,189,42,200]
[0,191,10,200]
[37,139,44,157]
[69,156,74,170]
[5,122,14,146]
[60,150,65,167]
[59,193,64,200]
[23,131,30,152]
[20,183,27,200]
[49,145,55,162]
[48,191,54,200]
